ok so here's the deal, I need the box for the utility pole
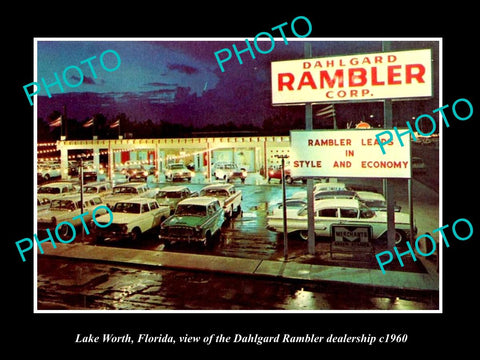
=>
[382,41,396,250]
[304,42,315,255]
[276,154,289,260]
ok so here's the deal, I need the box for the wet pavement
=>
[37,257,438,311]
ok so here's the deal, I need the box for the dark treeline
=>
[37,109,311,142]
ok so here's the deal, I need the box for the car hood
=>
[163,215,208,228]
[38,209,80,222]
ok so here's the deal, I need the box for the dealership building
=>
[51,135,292,180]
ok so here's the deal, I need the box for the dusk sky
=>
[35,39,440,128]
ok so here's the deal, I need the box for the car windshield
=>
[175,204,206,216]
[113,202,141,214]
[157,191,182,199]
[113,186,138,194]
[50,199,76,211]
[38,186,61,194]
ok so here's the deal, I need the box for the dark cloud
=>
[144,82,178,87]
[167,63,199,75]
[70,75,96,85]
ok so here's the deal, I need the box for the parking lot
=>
[55,172,437,272]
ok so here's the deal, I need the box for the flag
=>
[110,119,120,128]
[83,118,94,127]
[49,116,62,127]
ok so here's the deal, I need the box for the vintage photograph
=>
[32,37,441,311]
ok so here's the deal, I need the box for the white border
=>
[33,37,442,314]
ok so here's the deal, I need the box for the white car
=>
[37,163,61,182]
[94,197,170,242]
[165,163,194,182]
[155,185,198,214]
[199,183,242,219]
[37,194,107,237]
[37,181,78,201]
[103,183,156,208]
[211,162,247,183]
[355,191,401,212]
[83,181,113,198]
[266,198,415,245]
[290,182,347,200]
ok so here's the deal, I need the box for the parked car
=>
[37,194,107,237]
[83,181,113,198]
[199,183,242,219]
[155,185,199,214]
[159,196,225,247]
[79,161,104,182]
[103,183,156,208]
[94,198,170,242]
[290,182,347,200]
[165,163,194,182]
[37,197,51,212]
[267,165,315,184]
[37,181,78,201]
[266,198,415,245]
[268,198,307,216]
[37,163,61,182]
[212,162,247,183]
[355,191,402,212]
[123,164,149,182]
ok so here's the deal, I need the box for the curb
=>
[38,243,439,294]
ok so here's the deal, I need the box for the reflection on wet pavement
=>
[37,258,438,311]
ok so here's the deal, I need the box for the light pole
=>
[276,154,289,261]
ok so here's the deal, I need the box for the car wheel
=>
[57,223,71,239]
[286,176,293,184]
[298,230,308,241]
[130,228,141,241]
[395,230,406,246]
[44,174,50,181]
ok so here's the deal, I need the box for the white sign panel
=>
[290,130,411,178]
[272,49,432,104]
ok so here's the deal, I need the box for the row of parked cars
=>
[266,182,416,246]
[37,180,243,247]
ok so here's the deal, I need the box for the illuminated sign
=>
[271,49,432,104]
[290,129,411,178]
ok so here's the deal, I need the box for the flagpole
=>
[62,105,67,140]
